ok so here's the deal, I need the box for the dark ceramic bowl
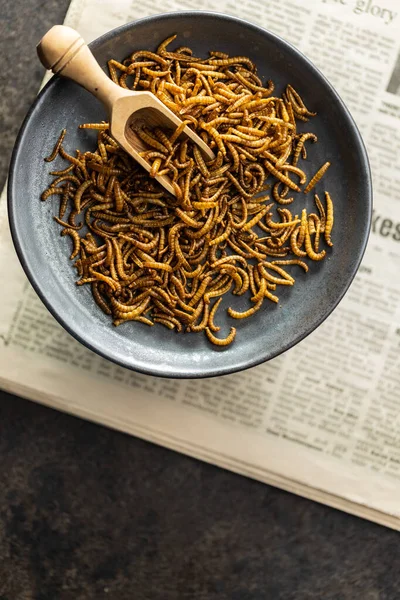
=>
[8,11,372,378]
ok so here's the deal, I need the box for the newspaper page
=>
[1,0,400,529]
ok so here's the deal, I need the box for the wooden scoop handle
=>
[37,25,125,113]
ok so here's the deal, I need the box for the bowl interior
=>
[8,12,371,378]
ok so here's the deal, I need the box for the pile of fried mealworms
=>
[41,35,334,347]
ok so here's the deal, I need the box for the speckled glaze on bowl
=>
[8,11,372,378]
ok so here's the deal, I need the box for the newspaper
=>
[1,0,400,529]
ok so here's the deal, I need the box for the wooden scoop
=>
[37,25,214,196]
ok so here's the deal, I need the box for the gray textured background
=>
[1,1,399,599]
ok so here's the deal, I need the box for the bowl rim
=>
[8,10,372,379]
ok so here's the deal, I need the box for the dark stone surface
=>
[0,1,399,599]
[1,390,400,600]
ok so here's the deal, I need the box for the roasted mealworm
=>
[44,129,66,162]
[304,162,331,193]
[205,326,236,346]
[324,191,334,247]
